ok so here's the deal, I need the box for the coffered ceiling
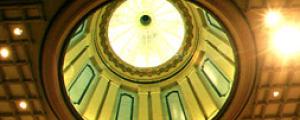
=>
[232,0,300,119]
[0,0,299,120]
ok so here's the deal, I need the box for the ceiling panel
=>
[234,0,300,119]
[0,1,46,120]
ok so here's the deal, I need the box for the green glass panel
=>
[68,20,87,48]
[206,13,223,31]
[202,60,230,96]
[116,94,134,120]
[68,65,95,104]
[166,91,187,120]
[202,9,230,42]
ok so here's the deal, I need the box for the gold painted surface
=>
[203,29,235,62]
[83,77,109,120]
[178,79,205,120]
[63,34,91,86]
[63,34,90,69]
[98,82,120,120]
[205,42,235,81]
[188,68,218,118]
[138,92,149,120]
[151,90,164,120]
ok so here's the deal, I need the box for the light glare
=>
[13,27,23,36]
[273,91,280,97]
[19,101,28,109]
[265,10,282,27]
[0,48,9,58]
[272,25,300,55]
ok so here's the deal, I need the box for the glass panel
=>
[166,91,187,120]
[68,65,95,104]
[116,94,134,120]
[202,60,230,96]
[73,23,84,36]
[205,13,223,32]
[201,9,230,42]
[108,0,185,67]
[69,20,87,47]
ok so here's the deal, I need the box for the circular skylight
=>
[108,0,185,67]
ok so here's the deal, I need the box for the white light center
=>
[108,0,185,67]
[272,25,300,55]
[14,27,23,36]
[19,101,28,109]
[0,48,9,58]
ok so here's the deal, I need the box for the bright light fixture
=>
[108,0,184,67]
[273,91,280,97]
[272,25,300,55]
[13,27,23,36]
[19,101,28,109]
[0,48,9,58]
[265,10,282,27]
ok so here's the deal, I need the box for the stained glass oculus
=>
[108,0,185,67]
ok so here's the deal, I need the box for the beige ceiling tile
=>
[232,0,248,10]
[0,25,10,41]
[267,0,287,7]
[2,66,19,80]
[0,101,13,112]
[263,56,291,69]
[22,65,33,80]
[286,87,300,99]
[1,117,16,120]
[264,54,276,68]
[26,8,41,18]
[264,103,280,115]
[3,9,22,19]
[291,71,300,84]
[254,104,263,116]
[37,116,46,120]
[282,103,297,114]
[0,85,6,96]
[259,71,270,86]
[33,100,43,112]
[249,0,265,8]
[9,84,26,97]
[15,46,27,61]
[264,118,276,120]
[271,71,289,85]
[256,88,266,101]
[290,0,300,6]
[20,115,34,120]
[28,83,38,96]
[281,117,294,120]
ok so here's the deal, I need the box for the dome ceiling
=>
[108,0,185,68]
[7,0,300,120]
[60,0,238,120]
[97,0,195,82]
